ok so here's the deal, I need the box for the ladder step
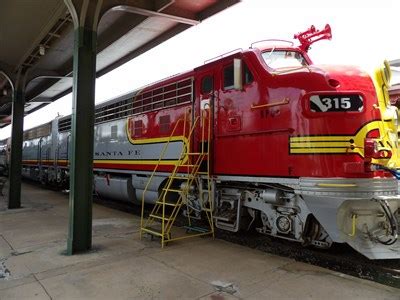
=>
[197,171,209,175]
[169,175,196,180]
[150,214,171,221]
[141,227,163,237]
[162,188,182,193]
[155,200,179,207]
[186,152,207,155]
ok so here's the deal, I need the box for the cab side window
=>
[223,64,234,90]
[223,61,254,90]
[244,63,254,85]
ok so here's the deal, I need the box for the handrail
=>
[142,111,197,236]
[201,103,214,228]
[164,114,201,234]
[140,104,215,245]
[251,97,290,110]
[140,111,188,233]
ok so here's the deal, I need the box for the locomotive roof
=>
[57,42,303,124]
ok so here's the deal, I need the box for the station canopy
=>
[0,0,239,128]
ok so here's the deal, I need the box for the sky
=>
[1,0,399,139]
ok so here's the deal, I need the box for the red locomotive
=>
[14,25,400,259]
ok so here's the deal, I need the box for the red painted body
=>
[21,26,391,181]
[123,45,388,179]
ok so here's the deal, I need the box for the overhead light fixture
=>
[39,45,45,56]
[2,89,7,96]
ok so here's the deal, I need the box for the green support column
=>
[8,87,25,209]
[67,26,97,254]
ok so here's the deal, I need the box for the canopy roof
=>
[0,0,239,127]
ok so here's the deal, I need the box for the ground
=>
[0,181,399,299]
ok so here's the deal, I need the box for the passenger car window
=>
[159,115,171,133]
[111,125,118,139]
[134,120,143,137]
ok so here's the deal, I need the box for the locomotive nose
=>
[308,64,371,91]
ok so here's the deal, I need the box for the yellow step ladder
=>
[140,108,214,247]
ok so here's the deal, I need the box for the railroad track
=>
[92,195,400,289]
[215,230,400,289]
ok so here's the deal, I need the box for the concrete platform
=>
[0,182,399,299]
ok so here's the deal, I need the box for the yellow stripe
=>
[22,159,68,163]
[290,148,351,154]
[124,117,189,165]
[23,159,177,166]
[125,117,188,145]
[290,136,352,142]
[290,141,351,148]
[93,159,177,165]
[317,183,357,187]
[128,135,186,144]
[289,120,384,156]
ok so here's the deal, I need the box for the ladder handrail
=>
[202,105,214,231]
[140,104,215,247]
[140,111,188,232]
[161,111,209,234]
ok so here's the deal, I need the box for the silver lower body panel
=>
[297,177,400,259]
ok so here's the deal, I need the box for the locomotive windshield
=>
[262,50,307,69]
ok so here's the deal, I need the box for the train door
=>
[195,68,216,170]
[214,56,265,175]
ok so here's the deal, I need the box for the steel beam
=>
[111,5,200,26]
[8,85,25,209]
[390,59,400,67]
[67,26,97,255]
